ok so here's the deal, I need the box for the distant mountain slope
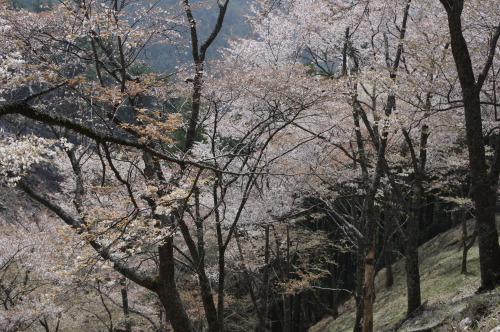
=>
[10,0,251,72]
[309,217,500,332]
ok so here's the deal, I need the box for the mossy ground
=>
[309,217,500,332]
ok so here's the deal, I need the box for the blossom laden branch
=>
[0,100,245,175]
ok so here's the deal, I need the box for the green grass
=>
[309,217,500,332]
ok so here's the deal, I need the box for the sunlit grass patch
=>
[310,217,500,332]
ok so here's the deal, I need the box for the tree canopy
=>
[0,0,499,331]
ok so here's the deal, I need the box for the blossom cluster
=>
[0,135,71,186]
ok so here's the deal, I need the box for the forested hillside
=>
[0,0,499,331]
[310,217,500,331]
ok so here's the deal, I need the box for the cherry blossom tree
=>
[1,0,499,331]
[223,0,499,331]
[0,1,339,331]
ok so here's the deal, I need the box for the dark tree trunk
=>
[259,225,271,331]
[461,212,476,275]
[198,271,221,332]
[353,242,365,332]
[292,294,301,332]
[120,280,132,332]
[283,295,292,332]
[183,62,203,153]
[157,240,195,332]
[283,227,292,332]
[182,0,229,154]
[404,232,421,317]
[362,245,376,332]
[330,262,340,318]
[402,126,428,317]
[383,209,394,288]
[438,0,500,290]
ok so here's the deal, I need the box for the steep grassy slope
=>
[310,218,500,332]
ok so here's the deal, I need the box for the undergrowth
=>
[309,218,500,332]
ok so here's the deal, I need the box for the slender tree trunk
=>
[183,62,204,153]
[402,126,427,316]
[157,239,195,332]
[120,280,132,332]
[362,245,376,332]
[259,225,271,331]
[283,227,292,332]
[198,271,221,332]
[461,211,476,274]
[383,209,394,288]
[351,68,368,332]
[217,246,226,332]
[330,262,340,318]
[405,214,421,317]
[292,294,301,332]
[359,2,412,329]
[342,27,349,77]
[361,107,390,332]
[283,295,292,332]
[353,243,365,332]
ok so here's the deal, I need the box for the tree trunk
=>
[120,280,132,332]
[405,234,421,317]
[283,294,292,332]
[362,245,375,332]
[353,234,365,332]
[402,127,427,316]
[439,0,500,290]
[183,62,204,153]
[217,245,226,332]
[383,207,394,288]
[461,212,476,275]
[259,225,271,331]
[157,240,195,332]
[292,294,301,332]
[283,227,292,332]
[198,271,221,332]
[331,262,340,318]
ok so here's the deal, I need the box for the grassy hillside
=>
[310,218,500,332]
